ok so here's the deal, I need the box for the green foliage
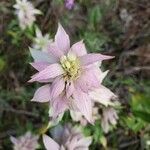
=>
[82,31,109,52]
[88,6,103,29]
[131,93,150,123]
[0,57,6,71]
[122,115,146,133]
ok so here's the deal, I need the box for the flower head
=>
[29,23,116,124]
[101,107,119,133]
[43,124,92,150]
[65,0,75,10]
[13,0,41,30]
[32,27,52,51]
[10,131,39,150]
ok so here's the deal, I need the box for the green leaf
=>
[133,111,150,123]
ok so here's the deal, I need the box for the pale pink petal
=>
[71,40,87,56]
[72,89,93,123]
[80,54,114,66]
[31,85,50,102]
[70,110,83,122]
[43,135,60,150]
[51,77,65,99]
[75,69,100,92]
[76,137,92,147]
[48,42,64,58]
[89,85,117,106]
[51,96,68,118]
[30,62,49,71]
[10,136,18,145]
[55,23,70,54]
[66,81,75,98]
[28,63,64,82]
[101,118,109,133]
[30,48,57,63]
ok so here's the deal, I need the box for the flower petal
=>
[30,48,57,63]
[66,81,75,98]
[55,23,70,54]
[43,135,60,150]
[71,40,87,56]
[70,110,83,122]
[28,63,64,82]
[72,89,93,123]
[89,85,117,106]
[10,136,18,145]
[76,137,92,147]
[75,69,100,92]
[80,53,114,66]
[31,85,51,102]
[48,42,64,58]
[51,77,65,99]
[51,96,68,118]
[30,62,49,71]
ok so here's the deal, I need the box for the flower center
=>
[60,52,80,80]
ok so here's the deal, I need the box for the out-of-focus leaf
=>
[83,32,109,52]
[88,6,102,29]
[100,135,107,148]
[133,111,150,123]
[122,115,145,132]
[0,58,6,71]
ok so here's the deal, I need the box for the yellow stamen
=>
[60,52,80,80]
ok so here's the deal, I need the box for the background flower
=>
[13,0,41,29]
[32,27,52,51]
[10,131,39,150]
[101,107,119,133]
[43,124,92,150]
[65,0,75,10]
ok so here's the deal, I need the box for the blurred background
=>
[0,0,150,149]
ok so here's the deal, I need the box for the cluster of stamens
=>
[60,52,80,80]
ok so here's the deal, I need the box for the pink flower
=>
[29,23,115,123]
[43,124,92,150]
[10,131,39,150]
[65,0,75,10]
[101,107,119,133]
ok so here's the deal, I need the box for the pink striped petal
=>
[30,62,49,71]
[48,42,64,58]
[80,54,114,66]
[73,89,93,123]
[51,96,68,118]
[43,135,60,150]
[71,40,87,56]
[55,23,70,54]
[66,81,75,98]
[31,85,50,102]
[28,63,64,82]
[75,69,100,92]
[51,77,65,99]
[89,85,117,106]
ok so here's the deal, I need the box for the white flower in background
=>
[43,124,92,150]
[10,131,39,150]
[33,27,52,51]
[13,0,41,30]
[120,9,132,29]
[101,107,119,133]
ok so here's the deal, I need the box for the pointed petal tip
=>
[27,78,34,83]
